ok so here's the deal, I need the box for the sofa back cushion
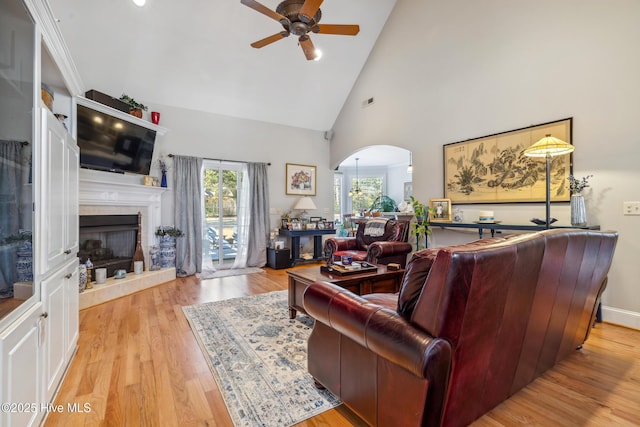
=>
[397,237,506,319]
[407,229,618,426]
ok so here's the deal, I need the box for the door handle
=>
[64,249,72,254]
[65,273,72,279]
[40,312,48,319]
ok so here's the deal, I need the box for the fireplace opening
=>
[79,214,139,278]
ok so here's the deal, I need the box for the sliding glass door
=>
[202,161,242,267]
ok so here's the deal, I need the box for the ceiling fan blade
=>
[313,24,360,36]
[251,32,289,48]
[241,0,289,24]
[299,36,318,61]
[299,0,323,23]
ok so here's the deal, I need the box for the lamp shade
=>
[294,196,316,211]
[523,134,575,158]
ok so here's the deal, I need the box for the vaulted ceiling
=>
[48,0,396,131]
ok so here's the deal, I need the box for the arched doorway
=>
[333,145,412,225]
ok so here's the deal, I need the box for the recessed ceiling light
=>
[132,0,146,6]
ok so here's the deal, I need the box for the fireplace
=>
[79,214,139,278]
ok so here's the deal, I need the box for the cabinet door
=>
[41,109,68,273]
[0,304,44,427]
[65,262,79,360]
[40,109,79,275]
[66,139,80,257]
[41,267,67,403]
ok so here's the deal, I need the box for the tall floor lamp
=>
[523,134,575,229]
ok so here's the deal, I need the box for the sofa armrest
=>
[368,241,413,259]
[304,281,452,379]
[324,237,359,253]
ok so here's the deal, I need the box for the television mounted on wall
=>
[76,98,157,175]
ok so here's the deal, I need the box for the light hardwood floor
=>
[45,266,640,426]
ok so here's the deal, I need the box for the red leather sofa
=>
[324,219,413,267]
[304,229,618,426]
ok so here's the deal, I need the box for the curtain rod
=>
[168,153,270,166]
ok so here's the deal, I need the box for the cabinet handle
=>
[64,249,72,254]
[40,312,48,319]
[65,273,72,279]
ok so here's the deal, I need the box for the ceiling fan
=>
[241,0,360,60]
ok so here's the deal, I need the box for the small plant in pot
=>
[409,196,431,250]
[155,226,184,239]
[119,94,148,118]
[155,226,183,268]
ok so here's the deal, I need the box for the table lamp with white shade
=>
[294,196,316,223]
[523,134,575,228]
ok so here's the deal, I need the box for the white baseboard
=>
[601,305,640,330]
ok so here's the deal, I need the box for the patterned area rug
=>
[182,290,340,426]
[197,267,265,279]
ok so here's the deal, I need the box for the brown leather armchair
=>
[324,218,412,267]
[305,229,618,427]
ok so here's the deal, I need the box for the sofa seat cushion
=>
[332,249,367,261]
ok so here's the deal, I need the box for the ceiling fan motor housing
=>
[277,0,322,34]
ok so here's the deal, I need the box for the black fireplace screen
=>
[79,215,138,277]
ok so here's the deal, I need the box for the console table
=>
[279,228,336,263]
[429,221,600,239]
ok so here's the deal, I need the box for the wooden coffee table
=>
[287,264,405,319]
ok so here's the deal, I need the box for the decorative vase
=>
[159,235,176,268]
[78,264,87,293]
[570,194,587,226]
[16,241,33,283]
[150,245,161,270]
[129,108,143,118]
[161,170,167,188]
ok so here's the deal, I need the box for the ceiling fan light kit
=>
[241,0,360,60]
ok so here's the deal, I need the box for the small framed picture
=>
[310,216,322,223]
[317,222,325,229]
[325,221,334,230]
[292,221,302,230]
[281,219,289,229]
[429,198,452,222]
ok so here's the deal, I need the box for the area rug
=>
[182,290,340,426]
[197,267,265,280]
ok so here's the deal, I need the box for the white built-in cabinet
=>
[40,108,80,274]
[0,0,83,425]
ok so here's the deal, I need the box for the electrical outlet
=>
[623,201,640,215]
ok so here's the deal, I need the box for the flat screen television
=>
[76,103,157,175]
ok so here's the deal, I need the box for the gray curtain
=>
[246,162,270,267]
[0,141,24,297]
[173,155,203,277]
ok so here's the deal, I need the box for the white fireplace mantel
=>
[78,178,174,308]
[79,178,167,268]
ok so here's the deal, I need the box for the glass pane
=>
[0,0,35,320]
[203,166,239,266]
[352,176,383,213]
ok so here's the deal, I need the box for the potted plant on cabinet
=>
[119,94,148,118]
[409,196,431,251]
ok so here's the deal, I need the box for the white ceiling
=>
[48,0,397,131]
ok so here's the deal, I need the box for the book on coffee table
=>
[321,262,378,276]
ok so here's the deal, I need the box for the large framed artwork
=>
[286,163,316,196]
[444,118,573,204]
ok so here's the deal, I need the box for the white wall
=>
[150,104,331,254]
[331,0,640,328]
